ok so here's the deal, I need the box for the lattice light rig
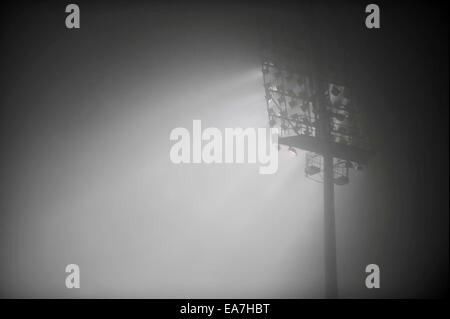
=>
[261,50,373,298]
[262,57,371,185]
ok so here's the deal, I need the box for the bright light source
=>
[288,146,298,157]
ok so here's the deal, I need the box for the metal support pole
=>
[323,152,338,298]
[315,75,338,298]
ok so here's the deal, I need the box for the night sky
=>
[0,0,448,298]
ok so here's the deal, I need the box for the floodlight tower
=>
[260,32,372,298]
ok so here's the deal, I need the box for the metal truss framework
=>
[262,56,371,185]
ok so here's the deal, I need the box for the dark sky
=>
[0,0,448,298]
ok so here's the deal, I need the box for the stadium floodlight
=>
[260,44,372,298]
